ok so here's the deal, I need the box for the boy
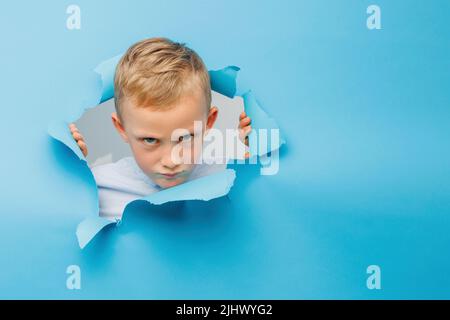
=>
[71,38,252,220]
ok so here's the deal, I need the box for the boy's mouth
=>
[158,171,187,179]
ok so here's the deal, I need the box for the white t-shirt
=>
[90,157,226,220]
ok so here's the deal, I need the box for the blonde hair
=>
[114,37,211,119]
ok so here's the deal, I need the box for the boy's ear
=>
[111,112,129,143]
[206,106,219,130]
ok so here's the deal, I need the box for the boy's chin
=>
[154,177,187,189]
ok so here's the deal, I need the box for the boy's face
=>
[112,86,218,189]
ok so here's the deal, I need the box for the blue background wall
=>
[0,0,449,298]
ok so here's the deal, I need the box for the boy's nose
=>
[160,146,179,169]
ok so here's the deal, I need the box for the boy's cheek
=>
[132,149,158,169]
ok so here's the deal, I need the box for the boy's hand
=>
[69,123,88,157]
[239,111,252,159]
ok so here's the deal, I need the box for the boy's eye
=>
[143,137,158,145]
[178,134,194,143]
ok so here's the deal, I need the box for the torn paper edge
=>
[76,169,236,249]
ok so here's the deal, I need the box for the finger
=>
[69,123,79,133]
[77,140,88,157]
[243,125,252,137]
[72,131,84,142]
[239,116,251,128]
[239,111,247,120]
[77,140,85,148]
[239,125,252,142]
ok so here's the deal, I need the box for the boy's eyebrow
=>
[133,128,196,139]
[133,131,162,139]
[171,129,197,138]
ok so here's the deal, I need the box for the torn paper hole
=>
[48,53,285,249]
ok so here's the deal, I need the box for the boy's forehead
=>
[122,94,208,136]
